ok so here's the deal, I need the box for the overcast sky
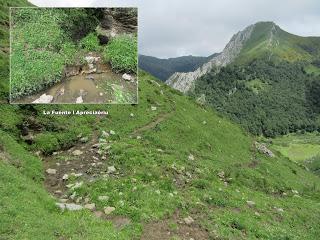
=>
[29,0,320,58]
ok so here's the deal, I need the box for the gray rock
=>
[80,137,89,143]
[247,200,256,207]
[122,73,133,81]
[104,206,115,215]
[56,203,83,211]
[166,24,256,93]
[32,94,53,104]
[62,174,69,180]
[72,150,83,156]
[46,168,57,175]
[84,203,96,210]
[109,130,116,135]
[76,96,83,104]
[183,216,194,225]
[107,166,116,174]
[65,203,83,211]
[254,142,275,157]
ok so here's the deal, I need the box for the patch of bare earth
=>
[42,133,131,229]
[141,212,209,240]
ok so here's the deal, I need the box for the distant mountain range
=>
[138,54,218,81]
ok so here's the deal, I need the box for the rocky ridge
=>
[166,24,256,93]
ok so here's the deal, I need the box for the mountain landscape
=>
[139,54,218,81]
[1,1,320,240]
[161,22,320,137]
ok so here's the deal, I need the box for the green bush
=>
[103,35,137,73]
[32,133,59,154]
[79,33,100,52]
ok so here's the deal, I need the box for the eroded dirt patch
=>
[141,212,209,240]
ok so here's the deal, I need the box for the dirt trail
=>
[42,131,131,229]
[132,112,172,135]
[141,211,209,240]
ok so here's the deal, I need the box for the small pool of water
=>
[13,63,137,104]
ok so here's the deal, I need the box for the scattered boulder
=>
[80,137,89,143]
[56,203,83,211]
[122,73,133,81]
[188,154,195,161]
[76,96,84,104]
[183,216,194,225]
[246,200,256,207]
[104,206,116,215]
[254,142,275,157]
[62,174,69,180]
[72,150,83,156]
[109,130,116,135]
[32,94,53,104]
[65,203,83,211]
[151,106,157,111]
[130,113,134,117]
[107,166,116,174]
[274,207,284,213]
[46,168,57,175]
[84,203,96,210]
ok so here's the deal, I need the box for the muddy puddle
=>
[13,63,137,104]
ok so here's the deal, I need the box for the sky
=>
[29,0,320,58]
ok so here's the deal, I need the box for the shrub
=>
[103,35,137,73]
[79,32,100,52]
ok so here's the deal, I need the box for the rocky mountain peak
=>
[166,23,256,93]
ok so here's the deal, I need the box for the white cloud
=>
[29,0,320,58]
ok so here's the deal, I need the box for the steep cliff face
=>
[166,24,255,93]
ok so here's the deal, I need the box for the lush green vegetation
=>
[104,35,138,73]
[10,8,98,99]
[79,32,101,52]
[193,59,320,137]
[1,71,320,239]
[271,133,320,161]
[139,54,217,81]
[9,8,137,100]
[236,22,320,64]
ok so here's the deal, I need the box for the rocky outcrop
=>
[96,8,137,39]
[32,94,53,104]
[166,24,255,93]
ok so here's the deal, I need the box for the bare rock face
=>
[166,24,255,93]
[96,8,137,39]
[32,94,53,104]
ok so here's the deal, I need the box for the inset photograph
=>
[10,8,138,104]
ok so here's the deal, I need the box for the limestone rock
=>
[72,150,83,156]
[32,94,53,104]
[183,216,194,225]
[46,168,57,175]
[166,24,256,93]
[104,206,115,215]
[122,73,133,81]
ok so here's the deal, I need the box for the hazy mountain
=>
[138,54,218,81]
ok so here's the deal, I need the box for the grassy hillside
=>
[1,71,320,239]
[0,0,33,101]
[1,2,320,239]
[139,54,217,81]
[237,22,320,63]
[193,22,320,137]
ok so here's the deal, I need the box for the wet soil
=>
[13,63,137,104]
